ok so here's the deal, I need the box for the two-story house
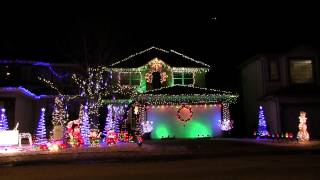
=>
[240,46,320,138]
[0,47,238,139]
[108,47,238,139]
[0,60,79,133]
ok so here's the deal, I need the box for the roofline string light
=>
[110,46,211,69]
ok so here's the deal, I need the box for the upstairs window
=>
[269,60,280,81]
[120,72,140,86]
[173,72,194,85]
[289,59,313,84]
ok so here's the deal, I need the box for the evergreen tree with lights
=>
[52,96,67,126]
[0,108,9,131]
[79,104,90,145]
[257,106,269,138]
[35,108,47,145]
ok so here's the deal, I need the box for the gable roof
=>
[110,46,211,68]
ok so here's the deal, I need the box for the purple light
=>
[1,108,4,113]
[41,108,46,112]
[33,62,50,66]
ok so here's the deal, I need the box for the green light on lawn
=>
[154,124,170,139]
[186,121,211,138]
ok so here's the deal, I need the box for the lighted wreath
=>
[145,59,168,84]
[177,104,193,123]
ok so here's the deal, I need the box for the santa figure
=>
[67,120,84,147]
[297,111,310,142]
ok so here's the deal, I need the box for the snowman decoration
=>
[297,111,310,142]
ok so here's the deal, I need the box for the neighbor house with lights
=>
[0,60,79,133]
[240,45,320,139]
[107,47,238,139]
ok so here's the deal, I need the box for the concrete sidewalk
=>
[1,139,320,166]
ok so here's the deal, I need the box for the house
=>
[0,47,238,139]
[107,47,238,139]
[240,46,320,138]
[0,60,78,133]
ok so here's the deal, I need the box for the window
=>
[173,72,194,85]
[131,73,141,86]
[289,59,313,84]
[269,60,280,81]
[120,73,140,86]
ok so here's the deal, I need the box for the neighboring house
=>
[240,46,320,138]
[0,60,78,133]
[108,47,238,139]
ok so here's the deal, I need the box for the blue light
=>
[0,86,48,100]
[0,59,70,79]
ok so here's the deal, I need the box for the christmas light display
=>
[219,103,233,131]
[106,129,117,145]
[118,131,132,142]
[177,104,193,124]
[257,106,269,138]
[0,86,48,100]
[0,108,9,131]
[89,129,101,146]
[131,103,144,141]
[104,105,126,134]
[35,108,47,145]
[110,46,169,67]
[144,58,169,84]
[297,111,310,141]
[72,66,110,128]
[149,104,222,139]
[0,59,70,79]
[79,104,90,145]
[66,120,83,147]
[134,86,238,105]
[110,46,211,69]
[141,121,153,133]
[38,77,62,95]
[104,105,115,133]
[114,106,121,133]
[52,96,68,126]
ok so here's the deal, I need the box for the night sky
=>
[0,3,319,90]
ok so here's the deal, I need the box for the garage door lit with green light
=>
[148,105,222,139]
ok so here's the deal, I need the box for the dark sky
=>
[0,3,319,90]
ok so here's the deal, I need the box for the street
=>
[1,139,320,179]
[0,154,319,180]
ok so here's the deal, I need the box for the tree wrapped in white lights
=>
[52,96,68,126]
[104,105,125,133]
[0,108,9,131]
[297,111,309,142]
[79,104,90,145]
[219,103,233,131]
[72,66,108,128]
[35,108,47,145]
